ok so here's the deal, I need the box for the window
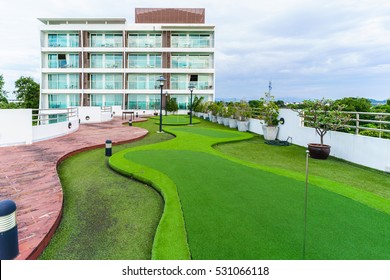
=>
[148,54,162,68]
[91,94,103,106]
[48,33,79,47]
[91,54,103,68]
[104,74,122,89]
[171,74,187,90]
[48,74,79,89]
[91,74,103,89]
[90,33,122,47]
[48,94,79,109]
[48,54,78,68]
[171,55,187,68]
[128,74,147,89]
[104,94,123,106]
[128,54,147,68]
[128,33,162,48]
[127,95,160,110]
[105,54,123,68]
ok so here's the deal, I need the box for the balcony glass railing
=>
[171,38,213,48]
[90,82,123,90]
[48,60,78,68]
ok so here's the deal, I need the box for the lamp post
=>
[188,84,195,125]
[157,75,166,133]
[165,91,168,116]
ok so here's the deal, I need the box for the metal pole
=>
[189,88,193,125]
[159,84,163,133]
[303,150,309,259]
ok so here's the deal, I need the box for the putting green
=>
[109,126,390,259]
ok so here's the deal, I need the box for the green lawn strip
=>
[129,149,390,259]
[215,137,390,200]
[40,148,163,260]
[109,153,190,260]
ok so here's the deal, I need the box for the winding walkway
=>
[0,118,148,260]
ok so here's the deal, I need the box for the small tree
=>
[257,92,279,126]
[166,98,178,114]
[297,98,350,145]
[234,101,251,121]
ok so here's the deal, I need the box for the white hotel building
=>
[38,8,215,112]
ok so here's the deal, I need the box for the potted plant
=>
[227,102,237,128]
[209,102,219,123]
[257,92,280,141]
[235,101,251,131]
[216,102,225,124]
[296,98,349,159]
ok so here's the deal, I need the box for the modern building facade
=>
[38,8,215,112]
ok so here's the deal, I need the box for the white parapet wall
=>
[32,117,79,143]
[78,107,113,124]
[248,109,390,172]
[0,109,33,146]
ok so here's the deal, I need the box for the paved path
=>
[0,118,148,259]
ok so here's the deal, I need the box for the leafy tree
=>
[333,97,371,112]
[275,100,285,108]
[14,76,40,109]
[387,99,390,106]
[0,74,8,104]
[248,100,261,108]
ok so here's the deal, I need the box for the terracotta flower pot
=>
[308,143,331,159]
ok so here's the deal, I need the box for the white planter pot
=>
[223,117,230,126]
[203,113,209,120]
[208,113,213,120]
[217,116,223,124]
[262,125,279,140]
[237,120,249,132]
[229,118,237,128]
[211,115,218,123]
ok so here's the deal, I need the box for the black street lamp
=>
[188,84,195,125]
[157,75,166,133]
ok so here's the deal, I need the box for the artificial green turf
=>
[151,115,200,125]
[110,121,390,260]
[130,149,390,259]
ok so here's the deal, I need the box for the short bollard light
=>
[128,119,132,126]
[0,200,19,260]
[105,139,112,157]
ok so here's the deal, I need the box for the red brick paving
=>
[0,118,148,260]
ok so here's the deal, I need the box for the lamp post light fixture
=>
[157,75,166,133]
[188,84,195,125]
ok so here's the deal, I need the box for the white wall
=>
[0,109,33,146]
[248,109,390,172]
[78,107,113,124]
[32,118,79,142]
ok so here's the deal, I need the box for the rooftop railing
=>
[251,108,390,139]
[32,108,78,126]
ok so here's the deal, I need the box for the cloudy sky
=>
[1,0,389,101]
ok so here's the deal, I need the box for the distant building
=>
[38,8,215,112]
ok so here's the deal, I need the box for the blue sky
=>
[1,0,389,101]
